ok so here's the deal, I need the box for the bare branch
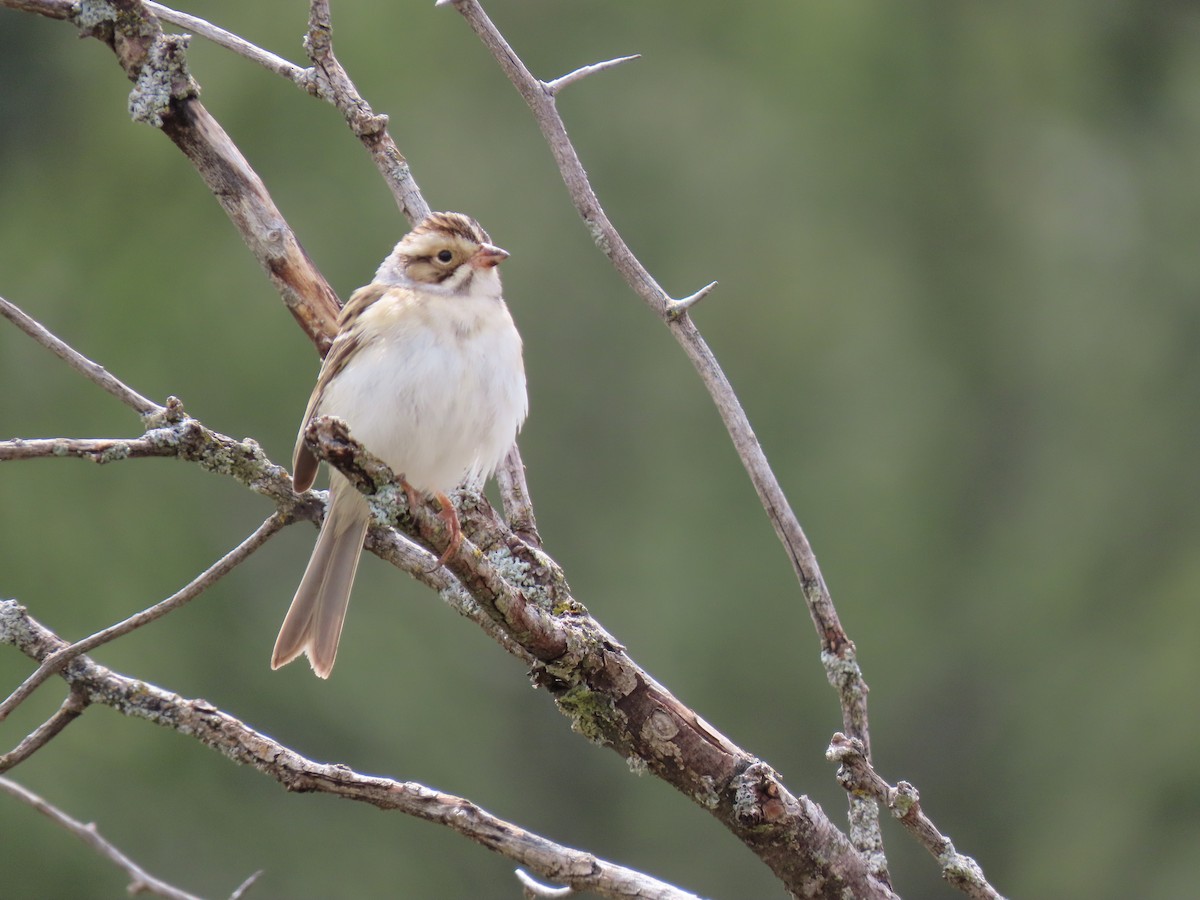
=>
[1,0,73,18]
[0,688,89,773]
[0,776,206,900]
[48,2,343,351]
[442,0,884,864]
[544,55,641,96]
[146,2,308,83]
[0,373,889,891]
[142,0,429,225]
[828,734,1007,900]
[0,514,287,723]
[1,4,907,894]
[0,296,162,418]
[0,436,175,463]
[0,403,321,529]
[0,605,705,900]
[496,442,542,547]
[296,418,895,898]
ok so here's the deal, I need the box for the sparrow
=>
[271,211,528,678]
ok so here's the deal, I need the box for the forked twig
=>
[828,734,1007,900]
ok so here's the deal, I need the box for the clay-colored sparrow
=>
[272,212,528,678]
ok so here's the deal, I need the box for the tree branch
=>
[0,3,912,895]
[440,0,884,872]
[0,436,173,463]
[301,0,429,224]
[0,604,703,900]
[300,418,896,898]
[3,0,71,17]
[7,0,345,352]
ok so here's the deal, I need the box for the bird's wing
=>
[292,283,393,492]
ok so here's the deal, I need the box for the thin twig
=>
[228,870,264,900]
[0,688,89,773]
[442,0,884,866]
[0,436,175,463]
[0,776,206,900]
[146,2,307,82]
[0,296,162,418]
[517,868,577,898]
[544,55,641,95]
[667,281,719,320]
[496,443,541,547]
[0,514,287,723]
[828,734,1007,900]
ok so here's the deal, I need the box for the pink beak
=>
[471,243,509,269]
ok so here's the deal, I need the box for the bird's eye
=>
[436,249,454,264]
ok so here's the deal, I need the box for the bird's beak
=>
[471,243,509,269]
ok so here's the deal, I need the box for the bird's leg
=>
[400,479,422,515]
[430,491,463,569]
[401,479,462,569]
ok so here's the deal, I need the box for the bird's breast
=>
[318,294,526,492]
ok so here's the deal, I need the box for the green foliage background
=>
[3,2,1199,897]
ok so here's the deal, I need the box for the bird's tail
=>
[271,478,369,678]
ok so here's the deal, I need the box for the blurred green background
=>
[3,1,1199,897]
